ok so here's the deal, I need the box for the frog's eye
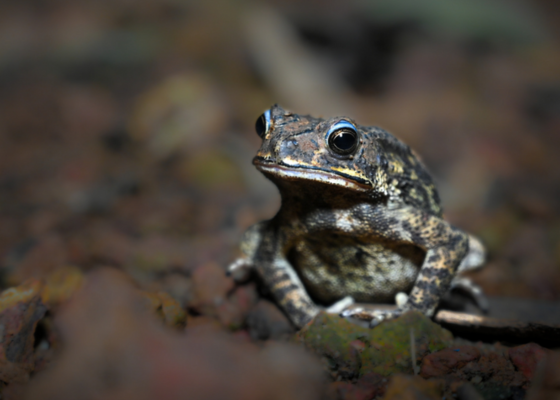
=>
[326,120,359,156]
[255,109,272,139]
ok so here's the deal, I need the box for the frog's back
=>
[367,126,443,217]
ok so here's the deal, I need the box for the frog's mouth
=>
[253,159,371,192]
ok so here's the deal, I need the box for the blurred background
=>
[0,0,559,397]
[1,0,558,299]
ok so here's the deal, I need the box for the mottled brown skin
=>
[230,104,485,328]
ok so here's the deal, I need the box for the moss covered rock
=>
[295,311,453,378]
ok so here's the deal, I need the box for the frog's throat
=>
[254,161,371,192]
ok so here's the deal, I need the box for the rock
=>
[417,343,531,398]
[187,263,258,330]
[156,291,187,328]
[328,372,387,400]
[152,272,193,308]
[6,235,67,285]
[508,343,548,380]
[32,316,57,374]
[215,283,258,330]
[295,312,368,379]
[1,381,26,400]
[0,280,47,384]
[23,268,325,400]
[296,311,453,379]
[437,348,528,398]
[41,266,84,308]
[526,350,560,400]
[247,299,294,341]
[359,311,453,376]
[456,383,484,400]
[126,235,193,278]
[383,374,442,400]
[470,382,518,400]
[328,382,359,400]
[260,342,327,400]
[463,350,526,388]
[189,262,234,316]
[141,290,187,329]
[420,346,481,378]
[187,316,224,332]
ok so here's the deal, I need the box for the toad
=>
[229,105,486,328]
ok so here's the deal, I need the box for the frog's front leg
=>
[341,205,469,327]
[236,246,352,327]
[259,257,321,328]
[231,221,351,328]
[249,226,320,328]
[227,221,269,282]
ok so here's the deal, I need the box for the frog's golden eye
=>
[255,109,272,139]
[326,120,359,156]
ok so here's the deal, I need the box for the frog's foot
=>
[458,235,486,272]
[325,296,355,314]
[226,258,253,282]
[340,307,405,327]
[450,276,489,313]
[395,292,409,308]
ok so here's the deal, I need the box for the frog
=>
[229,104,486,328]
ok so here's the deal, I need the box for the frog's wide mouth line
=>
[253,160,371,191]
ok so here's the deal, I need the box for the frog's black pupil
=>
[333,131,355,150]
[255,114,267,138]
[329,129,357,155]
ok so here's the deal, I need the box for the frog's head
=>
[252,104,385,194]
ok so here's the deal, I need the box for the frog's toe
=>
[339,306,380,322]
[326,296,355,314]
[338,306,372,328]
[226,258,253,282]
[340,306,367,320]
[395,292,409,307]
[368,309,404,327]
[340,307,404,327]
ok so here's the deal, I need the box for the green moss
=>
[295,311,453,378]
[361,311,452,376]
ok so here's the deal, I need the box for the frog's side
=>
[229,104,486,328]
